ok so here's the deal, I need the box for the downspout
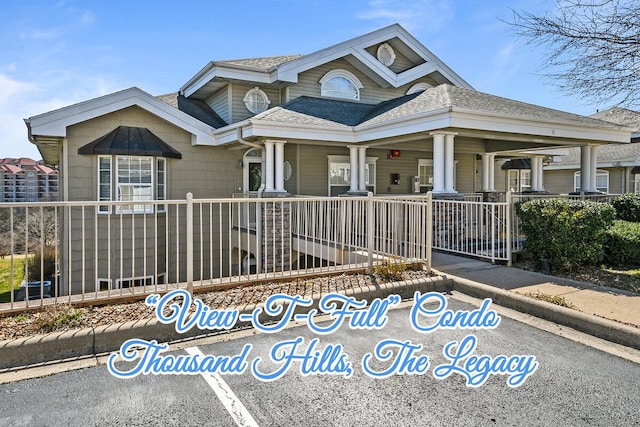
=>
[237,127,262,150]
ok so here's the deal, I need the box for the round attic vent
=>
[377,43,396,67]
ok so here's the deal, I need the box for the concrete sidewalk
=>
[431,252,640,328]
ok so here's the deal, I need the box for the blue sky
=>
[0,0,603,160]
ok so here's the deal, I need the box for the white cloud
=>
[0,72,119,160]
[20,29,63,40]
[357,0,453,31]
[494,41,517,77]
[0,74,37,104]
[78,10,95,26]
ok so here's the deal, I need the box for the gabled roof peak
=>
[181,24,473,98]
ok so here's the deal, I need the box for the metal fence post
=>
[367,192,374,274]
[506,191,512,266]
[186,192,193,295]
[426,191,433,272]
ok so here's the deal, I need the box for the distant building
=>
[0,157,58,202]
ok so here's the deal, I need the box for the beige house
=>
[24,24,632,293]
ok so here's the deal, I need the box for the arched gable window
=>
[406,82,432,95]
[319,69,363,100]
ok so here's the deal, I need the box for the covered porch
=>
[214,84,631,200]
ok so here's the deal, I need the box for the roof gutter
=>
[236,127,262,150]
[24,119,36,145]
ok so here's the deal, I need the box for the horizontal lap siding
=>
[298,145,342,196]
[288,58,410,103]
[208,87,230,124]
[231,83,281,123]
[544,170,576,194]
[296,144,477,196]
[62,107,239,294]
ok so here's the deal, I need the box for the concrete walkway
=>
[431,252,640,328]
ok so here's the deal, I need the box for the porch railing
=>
[0,194,433,312]
[0,191,625,313]
[431,195,511,263]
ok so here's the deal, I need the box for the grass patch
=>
[525,291,574,308]
[0,257,26,303]
[603,267,640,277]
[33,304,83,333]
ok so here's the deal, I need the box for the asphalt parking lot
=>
[1,292,639,426]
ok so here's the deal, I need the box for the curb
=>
[446,274,640,351]
[1,272,638,372]
[0,275,451,370]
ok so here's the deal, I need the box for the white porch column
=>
[537,156,545,192]
[580,145,591,193]
[358,146,367,192]
[530,155,545,192]
[489,154,496,192]
[264,140,275,192]
[481,153,496,192]
[530,156,538,192]
[444,133,457,193]
[431,133,445,193]
[348,145,358,193]
[589,145,598,193]
[274,141,286,192]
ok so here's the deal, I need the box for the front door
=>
[243,148,263,193]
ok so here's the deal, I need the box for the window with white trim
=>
[418,159,433,191]
[320,70,363,100]
[635,174,640,193]
[508,169,531,193]
[98,273,165,291]
[327,155,376,196]
[417,159,457,192]
[98,156,166,214]
[243,87,270,114]
[573,170,609,193]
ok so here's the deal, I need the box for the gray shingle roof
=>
[157,93,227,129]
[551,143,640,165]
[549,107,640,166]
[276,96,377,126]
[254,104,353,129]
[358,84,622,128]
[591,107,640,131]
[215,55,303,71]
[253,84,625,132]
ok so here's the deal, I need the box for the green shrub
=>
[604,220,640,266]
[515,199,615,268]
[26,246,57,283]
[612,193,640,222]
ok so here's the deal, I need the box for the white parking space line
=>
[184,347,259,427]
